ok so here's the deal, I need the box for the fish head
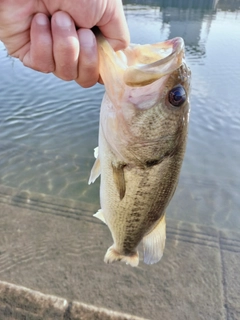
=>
[97,34,191,162]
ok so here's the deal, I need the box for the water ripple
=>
[0,4,240,232]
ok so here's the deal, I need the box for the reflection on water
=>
[0,0,240,232]
[159,3,217,60]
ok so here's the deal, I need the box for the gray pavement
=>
[0,184,239,320]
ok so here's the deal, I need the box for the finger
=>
[99,0,130,51]
[22,13,54,72]
[51,11,79,81]
[98,75,104,85]
[75,28,99,88]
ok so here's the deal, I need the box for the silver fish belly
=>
[89,34,191,267]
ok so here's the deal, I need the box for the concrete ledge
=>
[0,184,240,319]
[0,281,147,320]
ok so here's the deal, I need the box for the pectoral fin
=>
[112,164,126,200]
[142,214,166,265]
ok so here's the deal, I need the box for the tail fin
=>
[104,246,139,267]
[142,214,166,265]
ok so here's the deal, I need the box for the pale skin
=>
[0,0,130,87]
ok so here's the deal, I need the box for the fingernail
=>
[35,14,48,26]
[55,12,72,28]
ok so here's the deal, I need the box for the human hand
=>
[0,0,129,87]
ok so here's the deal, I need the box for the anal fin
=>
[142,214,166,265]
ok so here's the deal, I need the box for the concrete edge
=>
[0,280,148,320]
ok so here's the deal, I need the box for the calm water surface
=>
[0,0,240,232]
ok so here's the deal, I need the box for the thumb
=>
[98,0,130,51]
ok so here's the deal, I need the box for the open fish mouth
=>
[97,32,185,94]
[122,37,185,87]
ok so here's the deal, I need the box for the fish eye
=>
[168,85,186,107]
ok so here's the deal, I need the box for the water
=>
[1,1,240,318]
[1,0,239,232]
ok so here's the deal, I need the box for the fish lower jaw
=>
[104,245,139,267]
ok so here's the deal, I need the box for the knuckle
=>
[54,70,76,81]
[28,61,55,73]
[76,73,98,88]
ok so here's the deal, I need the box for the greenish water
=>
[0,0,240,231]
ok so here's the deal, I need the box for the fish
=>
[88,32,191,267]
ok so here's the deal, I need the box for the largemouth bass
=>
[89,33,191,267]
